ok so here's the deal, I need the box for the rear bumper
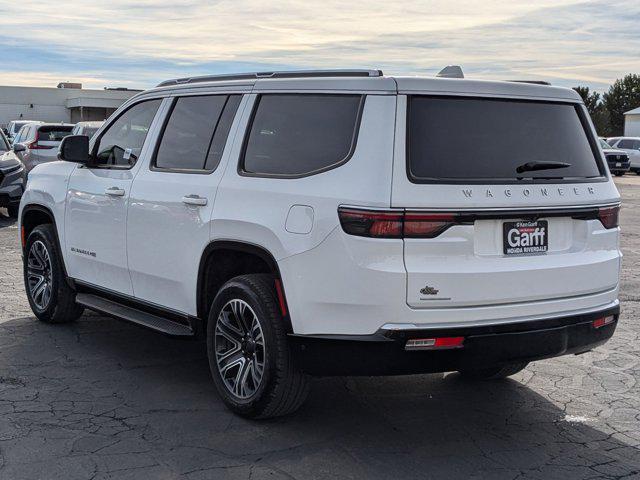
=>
[290,305,619,376]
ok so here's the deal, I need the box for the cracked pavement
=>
[1,177,640,479]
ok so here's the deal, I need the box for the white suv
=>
[19,70,622,418]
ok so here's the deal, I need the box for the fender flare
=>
[196,240,292,332]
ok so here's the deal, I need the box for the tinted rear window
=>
[408,97,602,182]
[242,94,362,176]
[38,126,73,142]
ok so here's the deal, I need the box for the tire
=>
[615,172,624,177]
[207,274,310,419]
[7,205,19,218]
[458,362,528,380]
[24,224,84,323]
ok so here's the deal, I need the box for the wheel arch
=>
[21,204,72,282]
[196,240,292,333]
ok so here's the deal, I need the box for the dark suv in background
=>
[0,129,26,217]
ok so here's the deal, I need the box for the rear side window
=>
[154,95,241,171]
[242,94,362,177]
[37,126,73,142]
[407,96,603,183]
[618,139,640,150]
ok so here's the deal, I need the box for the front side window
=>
[154,94,240,171]
[242,94,362,176]
[408,96,603,183]
[94,99,162,167]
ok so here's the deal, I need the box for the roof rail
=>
[157,69,384,87]
[508,80,552,86]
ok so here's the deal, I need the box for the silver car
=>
[0,129,26,217]
[13,123,74,173]
[607,137,640,174]
[6,120,42,143]
[71,120,104,138]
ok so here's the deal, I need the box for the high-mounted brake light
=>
[405,337,465,351]
[338,208,459,239]
[598,206,619,229]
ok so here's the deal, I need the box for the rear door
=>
[392,94,621,309]
[126,92,245,314]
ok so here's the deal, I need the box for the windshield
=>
[408,96,603,182]
[37,126,73,142]
[599,139,612,149]
[0,134,8,151]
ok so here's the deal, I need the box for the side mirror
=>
[13,143,26,153]
[58,135,90,164]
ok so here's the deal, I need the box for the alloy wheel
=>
[27,240,53,311]
[214,299,265,399]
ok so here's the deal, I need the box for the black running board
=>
[75,293,195,337]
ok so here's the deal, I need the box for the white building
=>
[0,82,140,128]
[624,107,640,136]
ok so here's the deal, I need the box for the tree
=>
[603,74,640,136]
[573,86,610,136]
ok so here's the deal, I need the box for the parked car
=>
[599,139,630,176]
[71,121,104,139]
[19,69,621,418]
[0,129,26,217]
[606,137,640,174]
[12,123,74,172]
[6,120,42,143]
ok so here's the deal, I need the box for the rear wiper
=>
[516,161,571,174]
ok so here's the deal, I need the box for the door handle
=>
[181,194,208,206]
[105,187,125,197]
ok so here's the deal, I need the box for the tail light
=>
[338,208,459,239]
[598,206,619,229]
[337,208,403,238]
[27,131,54,150]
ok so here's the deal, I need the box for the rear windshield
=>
[407,96,603,183]
[37,126,73,142]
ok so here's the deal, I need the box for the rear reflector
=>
[405,336,465,351]
[592,315,615,329]
[598,206,619,229]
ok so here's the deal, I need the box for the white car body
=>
[19,70,621,377]
[607,137,640,172]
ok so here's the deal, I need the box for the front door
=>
[64,98,164,295]
[127,93,244,314]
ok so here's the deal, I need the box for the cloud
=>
[0,0,637,90]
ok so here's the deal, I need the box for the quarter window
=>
[154,94,240,172]
[242,94,362,176]
[94,99,162,167]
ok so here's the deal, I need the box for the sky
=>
[0,0,638,92]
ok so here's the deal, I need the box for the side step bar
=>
[75,293,195,337]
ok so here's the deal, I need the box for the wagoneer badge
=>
[420,285,439,295]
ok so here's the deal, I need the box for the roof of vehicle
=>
[74,121,104,127]
[624,107,640,115]
[35,123,75,128]
[148,69,582,102]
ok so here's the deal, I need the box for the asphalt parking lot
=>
[1,179,639,480]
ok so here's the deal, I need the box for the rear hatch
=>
[393,94,621,309]
[34,125,73,155]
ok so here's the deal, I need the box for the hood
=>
[602,148,628,156]
[0,150,22,170]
